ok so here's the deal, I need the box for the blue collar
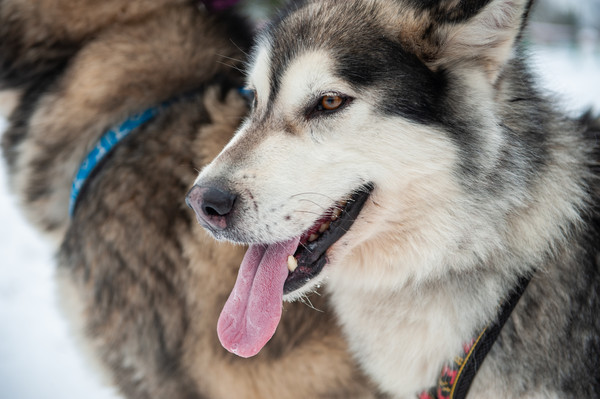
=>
[69,104,167,217]
[69,87,251,217]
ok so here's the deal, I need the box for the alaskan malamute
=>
[188,0,600,397]
[0,0,378,397]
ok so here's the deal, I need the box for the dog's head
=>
[188,0,535,357]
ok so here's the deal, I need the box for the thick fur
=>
[194,0,600,397]
[0,1,380,398]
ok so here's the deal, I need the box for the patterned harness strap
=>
[419,275,532,399]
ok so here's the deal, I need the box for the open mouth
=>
[284,183,374,294]
[217,183,373,358]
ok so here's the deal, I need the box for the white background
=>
[0,45,599,399]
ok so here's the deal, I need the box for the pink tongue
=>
[217,237,300,357]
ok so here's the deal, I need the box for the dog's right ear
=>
[399,0,534,85]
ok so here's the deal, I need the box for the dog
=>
[187,0,600,397]
[0,0,380,398]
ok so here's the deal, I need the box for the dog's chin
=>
[282,183,374,296]
[283,273,328,302]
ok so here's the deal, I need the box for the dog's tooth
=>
[319,221,330,233]
[331,208,342,221]
[287,255,298,272]
[309,233,319,242]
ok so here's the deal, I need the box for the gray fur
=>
[192,0,600,397]
[0,0,381,398]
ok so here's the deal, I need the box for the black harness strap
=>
[420,274,533,399]
[450,274,532,399]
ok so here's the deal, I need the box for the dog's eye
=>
[321,95,344,111]
[307,94,351,119]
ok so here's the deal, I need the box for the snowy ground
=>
[0,44,599,399]
[0,125,121,397]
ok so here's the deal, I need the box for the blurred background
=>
[1,0,599,398]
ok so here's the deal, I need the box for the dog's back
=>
[0,1,379,397]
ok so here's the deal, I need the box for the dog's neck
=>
[327,248,535,397]
[69,103,169,217]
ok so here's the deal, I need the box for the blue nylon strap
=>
[68,105,162,217]
[68,86,248,218]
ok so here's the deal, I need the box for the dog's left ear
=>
[418,0,534,84]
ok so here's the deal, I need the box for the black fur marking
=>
[263,1,447,126]
[407,0,493,23]
[337,36,446,125]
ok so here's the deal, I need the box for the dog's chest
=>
[329,284,472,397]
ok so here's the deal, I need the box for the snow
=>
[0,125,121,398]
[530,45,600,115]
[0,44,599,399]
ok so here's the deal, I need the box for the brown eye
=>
[306,93,351,119]
[321,95,343,111]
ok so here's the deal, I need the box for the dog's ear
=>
[411,0,534,84]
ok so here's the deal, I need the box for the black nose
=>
[186,185,237,230]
